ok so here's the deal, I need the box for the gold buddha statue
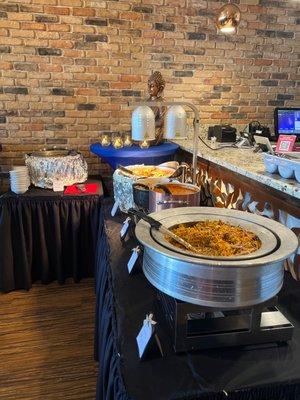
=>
[146,71,166,145]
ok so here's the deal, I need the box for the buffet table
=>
[95,202,300,400]
[0,183,103,292]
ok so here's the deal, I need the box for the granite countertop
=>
[172,138,300,200]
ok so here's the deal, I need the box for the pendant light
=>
[216,2,241,34]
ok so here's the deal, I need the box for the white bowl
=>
[263,154,279,174]
[278,159,294,179]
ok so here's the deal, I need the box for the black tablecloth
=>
[0,186,102,292]
[95,202,300,400]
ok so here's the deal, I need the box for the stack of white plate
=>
[9,166,30,194]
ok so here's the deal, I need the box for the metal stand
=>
[158,291,294,353]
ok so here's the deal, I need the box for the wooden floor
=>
[0,279,98,400]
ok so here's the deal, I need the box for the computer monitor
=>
[274,107,300,140]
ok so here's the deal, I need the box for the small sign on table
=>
[52,179,65,192]
[120,217,131,240]
[136,313,163,360]
[276,135,297,153]
[111,201,119,217]
[127,246,141,274]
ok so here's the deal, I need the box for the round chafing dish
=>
[135,207,298,309]
[132,177,174,213]
[133,180,200,213]
[113,164,177,213]
[149,182,200,213]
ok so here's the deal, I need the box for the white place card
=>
[111,201,119,217]
[53,179,65,192]
[127,246,140,274]
[120,217,131,239]
[136,314,156,359]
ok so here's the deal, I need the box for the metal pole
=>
[127,101,199,184]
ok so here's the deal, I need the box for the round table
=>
[90,142,179,169]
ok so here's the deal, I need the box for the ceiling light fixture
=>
[216,2,241,34]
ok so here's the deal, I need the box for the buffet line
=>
[111,162,298,354]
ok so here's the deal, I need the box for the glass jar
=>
[100,133,111,147]
[112,132,123,149]
[123,132,133,147]
[139,140,150,149]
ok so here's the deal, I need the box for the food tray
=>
[25,150,88,189]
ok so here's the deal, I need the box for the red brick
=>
[121,75,141,82]
[120,12,142,21]
[73,8,95,16]
[44,6,70,15]
[254,59,273,66]
[48,24,70,32]
[0,61,12,70]
[21,22,46,30]
[11,29,34,38]
[76,88,98,96]
[40,64,63,72]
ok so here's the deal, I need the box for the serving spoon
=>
[128,208,200,254]
[118,165,134,175]
[153,184,172,195]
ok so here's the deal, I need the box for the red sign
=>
[275,135,296,153]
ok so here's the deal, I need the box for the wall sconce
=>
[216,3,241,34]
[130,101,199,183]
[165,105,187,140]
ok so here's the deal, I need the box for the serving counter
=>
[172,139,300,279]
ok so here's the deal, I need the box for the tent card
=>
[136,314,163,360]
[111,201,119,217]
[53,179,65,192]
[127,246,141,274]
[136,314,156,359]
[120,217,131,239]
[276,135,297,153]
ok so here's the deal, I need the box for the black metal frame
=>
[158,291,294,353]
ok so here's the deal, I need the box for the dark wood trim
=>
[177,149,300,218]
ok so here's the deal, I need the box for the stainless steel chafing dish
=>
[135,207,298,309]
[112,163,178,213]
[25,148,88,189]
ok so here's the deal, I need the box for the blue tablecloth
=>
[90,142,179,169]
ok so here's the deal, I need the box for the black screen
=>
[274,108,300,139]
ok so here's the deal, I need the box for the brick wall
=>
[0,0,299,176]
